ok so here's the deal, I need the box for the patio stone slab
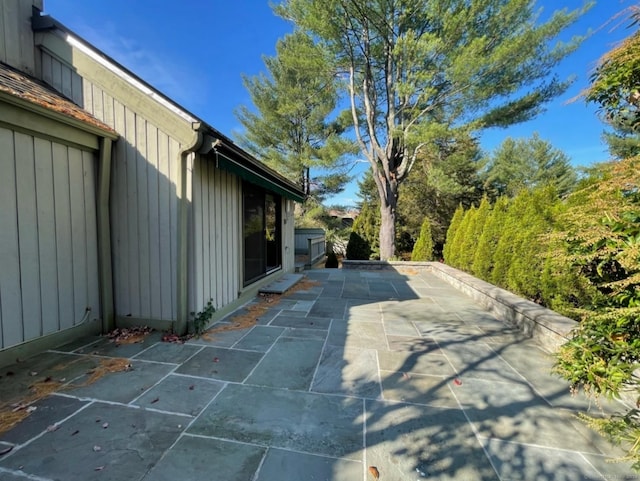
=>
[281,327,328,341]
[246,338,324,390]
[311,345,381,398]
[0,395,88,445]
[0,403,184,481]
[365,400,497,481]
[233,326,284,352]
[380,371,458,407]
[309,298,347,318]
[377,349,455,376]
[269,314,331,330]
[67,360,174,403]
[132,342,201,364]
[143,435,265,481]
[327,321,387,350]
[0,351,97,401]
[188,326,252,347]
[480,437,602,481]
[440,342,525,382]
[188,384,363,459]
[456,379,606,453]
[175,347,263,382]
[74,331,164,358]
[133,374,224,416]
[386,335,441,354]
[382,319,419,336]
[255,448,362,481]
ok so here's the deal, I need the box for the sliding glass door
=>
[243,182,281,285]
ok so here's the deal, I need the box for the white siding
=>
[191,157,241,313]
[0,127,99,349]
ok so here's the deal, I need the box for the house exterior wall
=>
[37,42,187,323]
[283,199,295,273]
[191,157,242,313]
[0,0,42,75]
[0,126,100,349]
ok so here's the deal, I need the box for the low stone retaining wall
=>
[342,260,577,353]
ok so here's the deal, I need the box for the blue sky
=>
[45,0,634,207]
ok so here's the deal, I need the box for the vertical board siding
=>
[0,1,37,73]
[61,74,183,322]
[0,127,100,349]
[191,158,241,313]
[0,128,23,348]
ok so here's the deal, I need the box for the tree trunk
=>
[379,197,396,260]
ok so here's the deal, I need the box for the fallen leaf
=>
[95,466,105,471]
[0,446,13,456]
[46,424,59,432]
[71,430,80,436]
[93,445,101,452]
[43,376,52,383]
[26,406,37,413]
[102,422,109,429]
[213,357,220,363]
[150,397,159,404]
[369,466,380,479]
[453,378,462,386]
[29,371,38,376]
[188,385,195,390]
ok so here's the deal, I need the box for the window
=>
[243,182,281,285]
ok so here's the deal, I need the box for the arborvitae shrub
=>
[443,205,464,266]
[411,218,434,261]
[452,206,477,271]
[472,196,509,279]
[346,231,372,260]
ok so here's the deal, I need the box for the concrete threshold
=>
[259,273,304,294]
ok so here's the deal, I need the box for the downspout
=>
[97,136,115,333]
[175,122,205,335]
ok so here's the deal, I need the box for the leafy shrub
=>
[325,250,339,268]
[411,218,434,261]
[346,231,372,260]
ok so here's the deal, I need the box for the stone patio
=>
[0,268,635,480]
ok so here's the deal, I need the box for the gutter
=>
[175,122,205,335]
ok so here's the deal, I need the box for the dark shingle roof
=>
[0,61,115,134]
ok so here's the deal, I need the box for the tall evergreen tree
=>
[482,133,577,198]
[235,31,356,201]
[275,0,588,259]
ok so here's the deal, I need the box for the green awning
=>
[214,150,305,203]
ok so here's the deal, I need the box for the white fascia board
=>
[64,33,197,124]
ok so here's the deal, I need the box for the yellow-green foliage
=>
[411,217,434,261]
[472,196,509,279]
[443,205,465,266]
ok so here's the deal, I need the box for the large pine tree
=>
[274,0,588,259]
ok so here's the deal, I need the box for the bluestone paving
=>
[175,346,264,382]
[0,267,635,480]
[311,345,381,398]
[233,325,285,351]
[255,448,363,481]
[246,337,324,390]
[132,375,224,416]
